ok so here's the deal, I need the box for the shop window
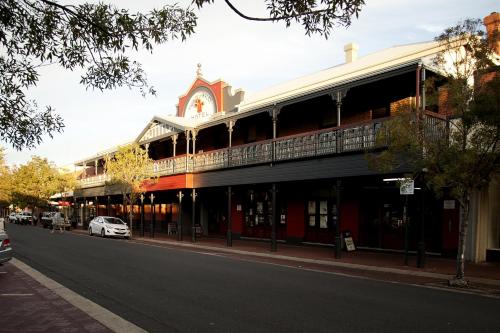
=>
[244,190,286,227]
[307,200,330,229]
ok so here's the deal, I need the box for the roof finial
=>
[196,63,202,78]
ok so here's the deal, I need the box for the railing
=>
[78,114,446,186]
[79,174,111,188]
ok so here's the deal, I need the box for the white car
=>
[88,216,130,239]
[8,213,17,223]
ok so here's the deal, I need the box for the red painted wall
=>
[143,174,193,191]
[287,200,305,238]
[340,201,359,242]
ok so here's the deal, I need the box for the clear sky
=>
[2,0,497,167]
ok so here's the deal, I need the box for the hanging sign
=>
[400,179,414,195]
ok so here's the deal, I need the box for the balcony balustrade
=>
[78,114,446,187]
[79,174,111,188]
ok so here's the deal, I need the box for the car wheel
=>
[101,228,105,238]
[88,227,93,236]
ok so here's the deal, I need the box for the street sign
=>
[400,179,414,195]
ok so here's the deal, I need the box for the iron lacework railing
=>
[79,113,447,187]
[153,118,387,176]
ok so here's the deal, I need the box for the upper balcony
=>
[78,112,446,188]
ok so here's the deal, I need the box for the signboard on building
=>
[443,200,456,210]
[400,179,414,195]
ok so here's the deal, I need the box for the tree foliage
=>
[104,143,155,236]
[9,156,76,208]
[0,0,197,150]
[367,18,499,284]
[0,148,13,207]
[194,0,365,38]
[1,0,363,150]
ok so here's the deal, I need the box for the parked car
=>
[89,216,130,239]
[51,212,71,230]
[41,212,55,228]
[0,230,12,265]
[42,212,70,230]
[18,212,33,225]
[8,212,17,223]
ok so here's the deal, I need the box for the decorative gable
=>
[138,122,177,144]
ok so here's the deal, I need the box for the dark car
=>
[41,212,55,228]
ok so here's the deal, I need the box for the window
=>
[307,200,330,229]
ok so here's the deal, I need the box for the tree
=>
[104,143,155,238]
[0,148,13,209]
[367,18,499,286]
[10,156,61,208]
[194,0,364,38]
[1,0,364,150]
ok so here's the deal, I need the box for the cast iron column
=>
[177,191,183,241]
[227,186,232,247]
[185,130,191,173]
[172,134,177,157]
[403,194,409,265]
[417,180,426,268]
[334,180,342,259]
[150,193,155,238]
[95,196,99,217]
[140,194,144,237]
[271,183,277,252]
[83,198,87,228]
[107,196,110,216]
[191,188,197,243]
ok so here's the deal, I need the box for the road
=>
[7,223,500,333]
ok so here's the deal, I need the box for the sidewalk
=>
[0,254,147,333]
[109,230,500,290]
[0,260,112,333]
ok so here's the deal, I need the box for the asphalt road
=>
[6,223,500,333]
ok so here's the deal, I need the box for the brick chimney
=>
[484,12,500,55]
[344,42,359,63]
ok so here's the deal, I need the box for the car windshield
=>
[103,217,125,225]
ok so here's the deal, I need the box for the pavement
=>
[2,225,500,332]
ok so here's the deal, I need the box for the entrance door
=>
[304,199,334,243]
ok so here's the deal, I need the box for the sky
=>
[2,0,497,167]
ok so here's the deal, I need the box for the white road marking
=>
[1,293,34,296]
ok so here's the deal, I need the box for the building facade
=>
[73,14,500,262]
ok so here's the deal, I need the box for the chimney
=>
[484,12,500,55]
[344,42,359,63]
